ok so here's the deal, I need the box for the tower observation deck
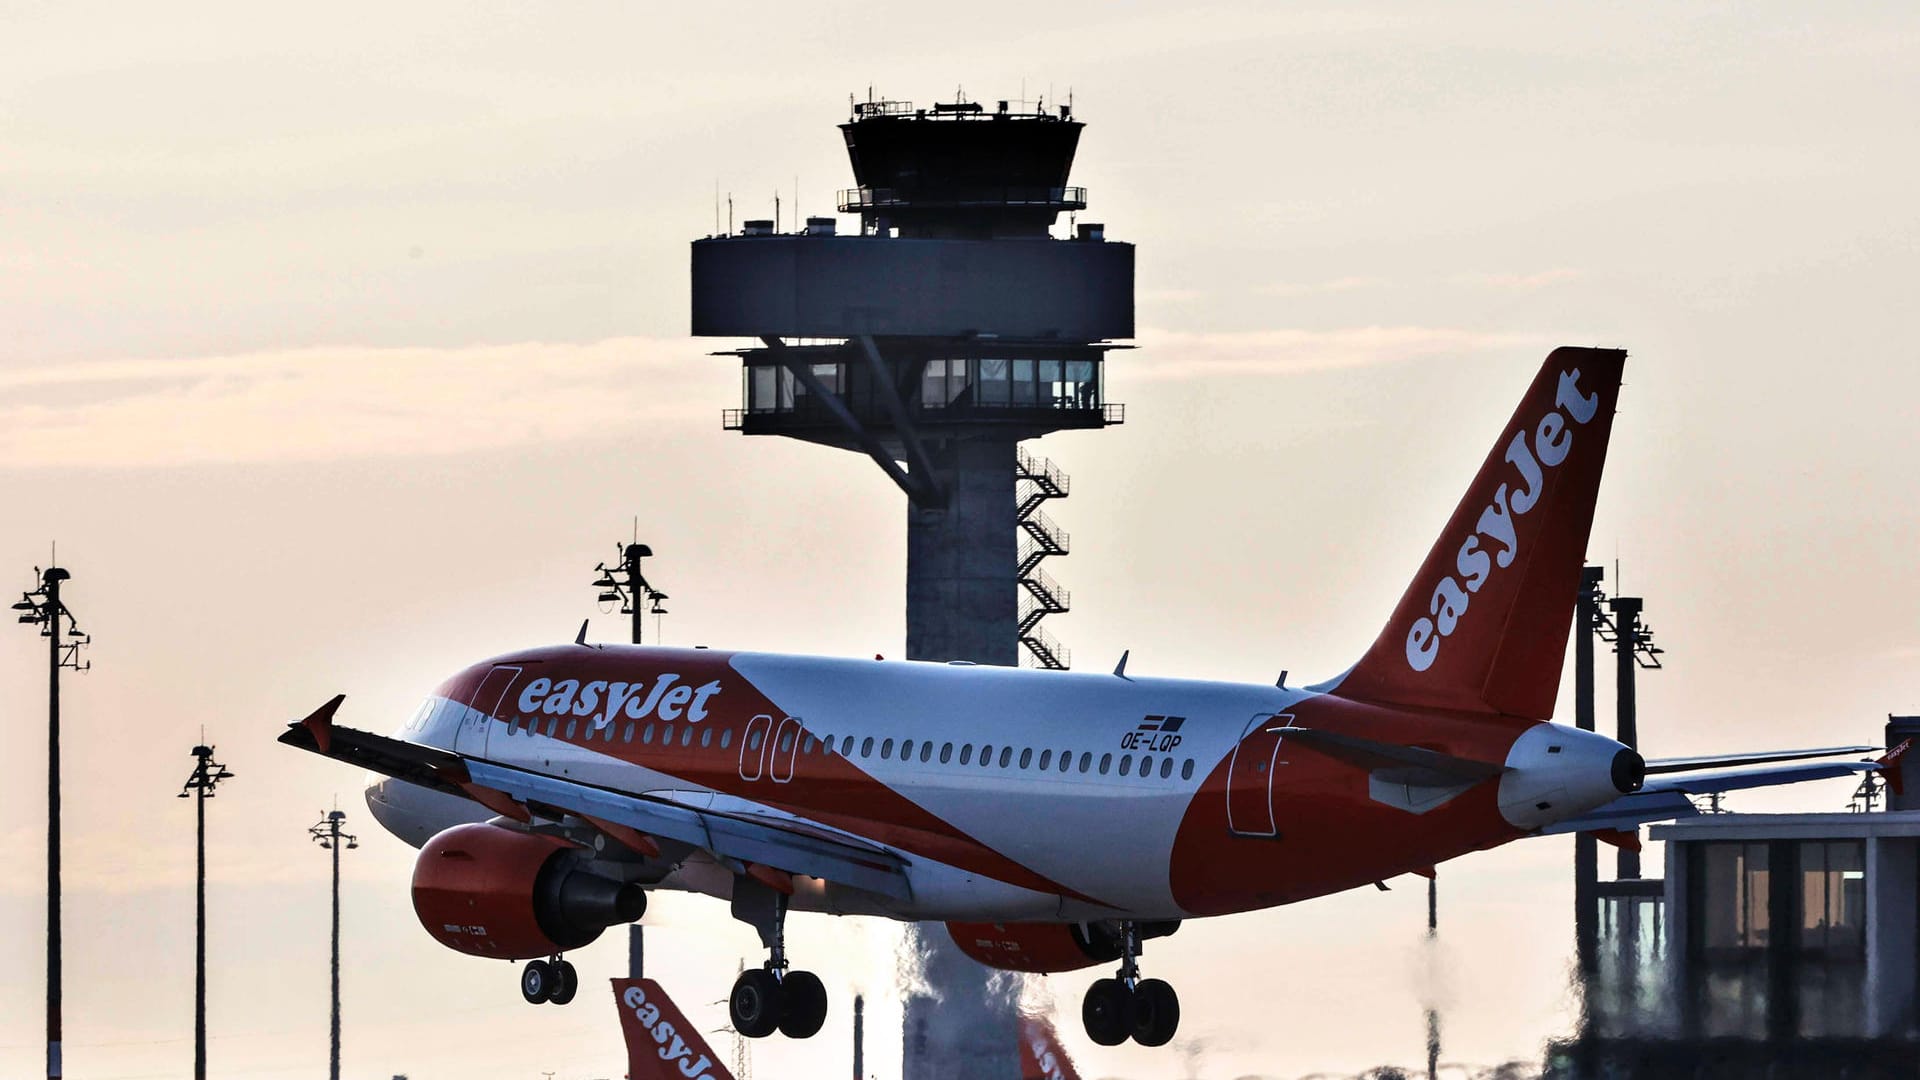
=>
[690,95,1132,668]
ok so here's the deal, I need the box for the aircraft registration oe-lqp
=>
[282,347,1903,1050]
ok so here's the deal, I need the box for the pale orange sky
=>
[3,3,1917,1078]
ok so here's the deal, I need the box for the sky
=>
[3,2,1918,1077]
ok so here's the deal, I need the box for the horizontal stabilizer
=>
[1643,760,1875,795]
[1540,791,1698,835]
[1268,725,1506,786]
[1643,745,1878,775]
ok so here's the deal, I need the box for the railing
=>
[722,408,746,431]
[1019,566,1070,614]
[1102,403,1126,425]
[1021,624,1070,671]
[1019,509,1070,557]
[836,186,1088,213]
[1016,445,1071,496]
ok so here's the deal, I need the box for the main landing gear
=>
[520,956,579,1005]
[727,874,828,1039]
[1082,921,1180,1047]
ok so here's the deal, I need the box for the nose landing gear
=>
[726,872,829,1039]
[1082,921,1180,1047]
[520,956,579,1005]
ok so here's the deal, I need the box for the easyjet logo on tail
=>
[619,981,725,1080]
[1405,367,1600,673]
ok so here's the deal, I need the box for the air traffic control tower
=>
[690,96,1132,669]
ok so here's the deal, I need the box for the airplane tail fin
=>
[1332,347,1626,719]
[613,978,735,1080]
[1020,1014,1085,1080]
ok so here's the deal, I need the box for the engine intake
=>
[412,822,646,960]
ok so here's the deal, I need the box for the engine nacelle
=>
[412,822,647,960]
[947,920,1180,974]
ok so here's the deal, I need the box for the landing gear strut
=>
[521,956,579,1005]
[727,873,828,1039]
[1082,921,1180,1047]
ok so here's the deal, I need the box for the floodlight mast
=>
[179,744,234,1080]
[13,565,89,1080]
[593,541,667,646]
[309,809,357,1080]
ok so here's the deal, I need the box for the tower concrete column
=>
[907,438,1018,666]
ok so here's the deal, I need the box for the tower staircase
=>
[1016,447,1072,669]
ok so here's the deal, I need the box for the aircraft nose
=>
[1611,748,1646,794]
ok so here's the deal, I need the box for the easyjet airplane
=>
[283,347,1893,1050]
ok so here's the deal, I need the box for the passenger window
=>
[680,727,693,747]
[959,744,973,765]
[546,718,559,737]
[1038,749,1052,770]
[881,738,895,759]
[1060,750,1072,773]
[1160,757,1174,779]
[1019,748,1033,769]
[980,744,994,767]
[623,723,635,743]
[861,737,875,758]
[803,734,817,754]
[1099,753,1112,775]
[998,747,1012,768]
[779,730,794,752]
[701,727,714,748]
[642,724,655,745]
[1119,754,1133,776]
[720,729,733,749]
[1181,758,1194,780]
[841,736,855,755]
[1079,752,1092,773]
[661,726,674,746]
[565,719,577,739]
[900,739,915,761]
[1139,756,1152,778]
[939,742,953,764]
[920,742,933,763]
[748,729,764,751]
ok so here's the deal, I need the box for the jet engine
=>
[947,919,1179,974]
[412,822,647,959]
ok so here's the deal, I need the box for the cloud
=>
[1452,268,1583,290]
[0,337,726,469]
[1128,326,1555,381]
[1,327,1559,467]
[1254,276,1391,297]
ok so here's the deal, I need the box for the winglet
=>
[1879,738,1912,796]
[297,695,346,754]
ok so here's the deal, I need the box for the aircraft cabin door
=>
[768,718,802,783]
[457,665,522,758]
[738,714,773,781]
[1226,712,1290,837]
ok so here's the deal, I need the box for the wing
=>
[1548,756,1888,836]
[278,697,912,902]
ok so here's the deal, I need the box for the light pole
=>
[593,540,668,647]
[179,744,234,1080]
[14,565,89,1080]
[309,809,357,1080]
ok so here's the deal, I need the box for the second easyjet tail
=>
[1331,347,1626,719]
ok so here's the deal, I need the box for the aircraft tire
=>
[730,968,784,1039]
[520,960,554,1005]
[776,970,828,1038]
[1130,979,1179,1046]
[1082,978,1132,1046]
[548,959,579,1006]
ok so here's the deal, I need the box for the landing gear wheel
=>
[1130,978,1180,1046]
[730,968,784,1039]
[1082,978,1133,1046]
[520,959,554,1005]
[548,960,579,1006]
[777,970,828,1039]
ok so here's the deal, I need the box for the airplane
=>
[283,346,1897,1050]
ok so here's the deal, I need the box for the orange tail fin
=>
[613,978,735,1080]
[1333,347,1626,719]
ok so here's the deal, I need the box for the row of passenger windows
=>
[502,713,1197,782]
